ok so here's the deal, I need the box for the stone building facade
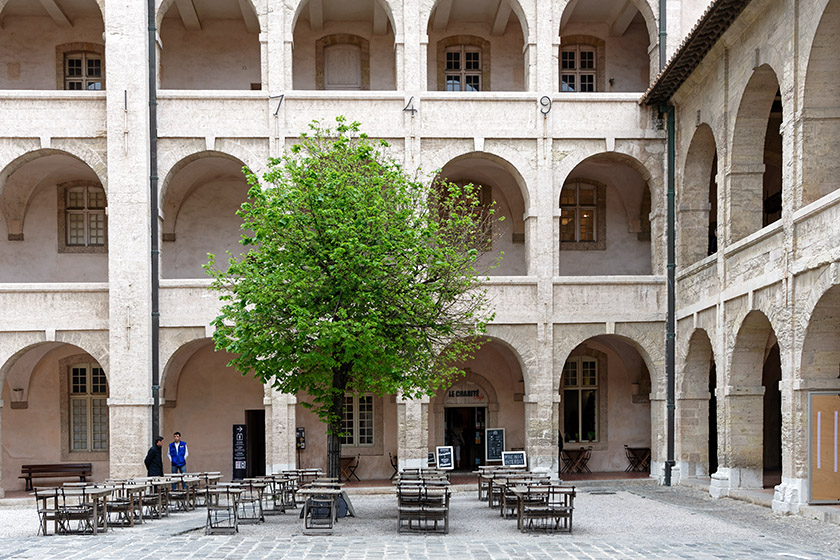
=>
[0,0,836,516]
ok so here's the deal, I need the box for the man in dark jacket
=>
[144,436,164,476]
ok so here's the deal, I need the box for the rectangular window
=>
[445,46,481,92]
[341,394,374,446]
[563,357,598,442]
[65,186,106,247]
[65,53,103,91]
[561,46,596,92]
[560,183,597,242]
[69,362,108,452]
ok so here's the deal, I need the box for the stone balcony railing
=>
[676,188,840,319]
[0,91,106,139]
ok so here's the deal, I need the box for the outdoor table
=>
[220,481,266,523]
[206,486,244,535]
[105,481,150,526]
[34,485,113,535]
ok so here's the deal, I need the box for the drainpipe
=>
[659,0,676,487]
[148,0,161,440]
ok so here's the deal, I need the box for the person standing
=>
[144,436,164,476]
[169,431,189,474]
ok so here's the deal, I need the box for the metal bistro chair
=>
[389,453,399,481]
[34,487,63,536]
[303,493,335,533]
[205,485,240,535]
[58,486,95,535]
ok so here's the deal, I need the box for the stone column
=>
[710,386,764,497]
[265,388,297,473]
[397,394,429,470]
[104,0,153,479]
[674,392,711,481]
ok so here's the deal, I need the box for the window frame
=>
[69,362,109,453]
[436,35,491,92]
[558,180,606,251]
[315,34,370,91]
[341,393,375,448]
[55,43,105,91]
[560,45,596,92]
[444,45,482,91]
[562,356,599,443]
[59,355,109,461]
[558,35,605,93]
[57,182,108,254]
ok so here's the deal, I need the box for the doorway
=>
[245,409,265,478]
[444,406,486,471]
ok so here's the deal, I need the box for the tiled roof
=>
[640,0,753,106]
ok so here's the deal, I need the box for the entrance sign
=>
[436,446,455,470]
[809,392,840,503]
[233,424,247,479]
[443,382,486,405]
[486,428,505,462]
[502,450,526,468]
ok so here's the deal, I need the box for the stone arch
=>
[159,150,250,239]
[729,310,777,388]
[800,284,840,381]
[676,328,717,478]
[160,337,212,407]
[420,0,531,44]
[801,0,840,206]
[157,0,264,32]
[0,0,105,18]
[728,64,782,244]
[679,124,718,266]
[0,147,107,196]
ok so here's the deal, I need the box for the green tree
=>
[206,118,498,478]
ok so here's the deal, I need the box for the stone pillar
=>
[677,203,711,266]
[724,167,764,244]
[674,393,711,481]
[397,394,428,470]
[104,0,153,479]
[711,386,764,497]
[265,388,297,473]
[0,397,4,497]
[649,391,667,481]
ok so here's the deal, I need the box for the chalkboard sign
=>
[233,424,247,479]
[502,450,527,468]
[436,446,454,470]
[485,428,505,462]
[428,452,436,467]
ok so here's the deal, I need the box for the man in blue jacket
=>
[169,431,189,474]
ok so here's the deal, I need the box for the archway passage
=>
[162,340,265,480]
[558,0,652,91]
[426,0,526,91]
[438,154,528,276]
[0,0,104,90]
[729,66,782,243]
[2,342,109,494]
[802,0,840,205]
[727,311,781,489]
[559,153,653,276]
[678,329,717,479]
[292,0,396,90]
[159,0,261,89]
[559,335,651,473]
[160,153,250,279]
[0,150,108,282]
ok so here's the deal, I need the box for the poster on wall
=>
[233,424,247,480]
[436,446,454,470]
[809,392,840,503]
[486,428,504,462]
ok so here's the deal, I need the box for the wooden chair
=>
[205,486,240,535]
[397,484,450,534]
[34,487,62,536]
[303,494,335,532]
[389,453,399,480]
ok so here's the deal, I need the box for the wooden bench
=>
[20,463,92,491]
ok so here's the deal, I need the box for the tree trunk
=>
[326,365,350,479]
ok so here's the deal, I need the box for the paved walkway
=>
[2,481,840,559]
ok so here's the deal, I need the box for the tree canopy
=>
[206,118,498,475]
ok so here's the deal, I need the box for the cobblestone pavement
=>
[2,482,840,559]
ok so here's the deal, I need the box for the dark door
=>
[445,406,486,471]
[245,409,265,477]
